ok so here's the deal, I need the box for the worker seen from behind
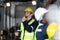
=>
[14,23,21,40]
[9,23,21,40]
[20,7,38,40]
[34,7,48,40]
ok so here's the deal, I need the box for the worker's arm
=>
[23,21,32,32]
[23,19,38,32]
[31,19,38,31]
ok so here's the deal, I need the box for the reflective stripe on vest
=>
[34,23,43,40]
[36,23,43,32]
[44,38,52,40]
[20,23,24,40]
[28,19,35,25]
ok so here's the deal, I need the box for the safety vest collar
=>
[34,23,43,40]
[28,19,35,25]
[36,23,43,32]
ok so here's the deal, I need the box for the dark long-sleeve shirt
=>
[23,18,38,32]
[36,20,48,40]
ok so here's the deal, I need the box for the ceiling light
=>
[6,2,10,7]
[32,0,36,5]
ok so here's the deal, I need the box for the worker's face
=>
[46,0,52,6]
[46,0,52,4]
[25,11,32,18]
[42,13,47,22]
[43,17,47,22]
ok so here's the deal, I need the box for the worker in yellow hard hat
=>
[46,23,58,40]
[20,7,38,40]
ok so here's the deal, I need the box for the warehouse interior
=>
[0,0,60,40]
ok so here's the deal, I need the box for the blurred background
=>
[0,0,58,40]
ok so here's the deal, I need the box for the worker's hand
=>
[27,14,33,21]
[14,31,19,36]
[27,16,31,21]
[22,16,27,22]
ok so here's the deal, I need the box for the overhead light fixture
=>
[6,2,10,7]
[32,0,36,5]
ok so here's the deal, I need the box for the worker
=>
[46,0,60,40]
[9,26,15,40]
[45,0,56,7]
[46,23,58,40]
[0,29,8,40]
[34,7,48,40]
[14,23,21,40]
[9,23,21,40]
[20,7,38,40]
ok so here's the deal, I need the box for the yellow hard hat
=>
[46,23,58,38]
[25,7,34,13]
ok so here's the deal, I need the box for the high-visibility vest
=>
[34,23,43,40]
[20,19,35,40]
[34,23,49,40]
[34,23,58,40]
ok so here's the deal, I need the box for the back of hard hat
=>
[34,7,48,21]
[46,23,58,38]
